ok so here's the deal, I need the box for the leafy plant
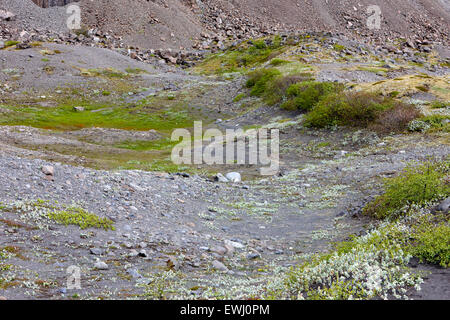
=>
[364,162,450,219]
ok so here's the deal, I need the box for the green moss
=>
[47,206,115,230]
[364,161,450,220]
[3,40,19,48]
[410,218,450,267]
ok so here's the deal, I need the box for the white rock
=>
[215,173,229,183]
[225,172,241,183]
[42,165,54,176]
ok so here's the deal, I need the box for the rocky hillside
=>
[31,0,78,8]
[1,0,449,50]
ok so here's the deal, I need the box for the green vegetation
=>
[364,161,449,220]
[410,218,450,267]
[269,58,291,66]
[233,93,246,103]
[281,81,344,111]
[0,99,193,132]
[246,68,282,97]
[114,138,178,151]
[333,44,346,52]
[2,199,115,231]
[195,36,285,74]
[430,101,449,109]
[246,69,314,105]
[3,40,19,48]
[47,205,115,231]
[304,91,421,132]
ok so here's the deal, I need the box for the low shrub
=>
[363,161,450,220]
[281,81,344,111]
[304,91,420,131]
[246,68,281,97]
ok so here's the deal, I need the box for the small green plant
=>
[333,44,346,52]
[233,93,246,102]
[410,219,450,267]
[47,205,115,230]
[364,162,449,219]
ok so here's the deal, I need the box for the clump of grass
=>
[281,81,344,111]
[364,161,449,220]
[47,206,115,231]
[304,91,420,131]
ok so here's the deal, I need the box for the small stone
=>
[211,246,227,256]
[247,253,261,260]
[94,261,109,270]
[128,249,139,257]
[89,248,103,255]
[0,296,7,300]
[212,260,228,271]
[224,240,244,249]
[73,106,85,112]
[42,165,54,176]
[127,268,142,279]
[138,249,148,258]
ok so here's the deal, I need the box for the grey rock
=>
[212,260,228,271]
[89,248,103,255]
[435,197,450,214]
[94,261,109,270]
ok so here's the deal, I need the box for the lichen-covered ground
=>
[0,35,448,299]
